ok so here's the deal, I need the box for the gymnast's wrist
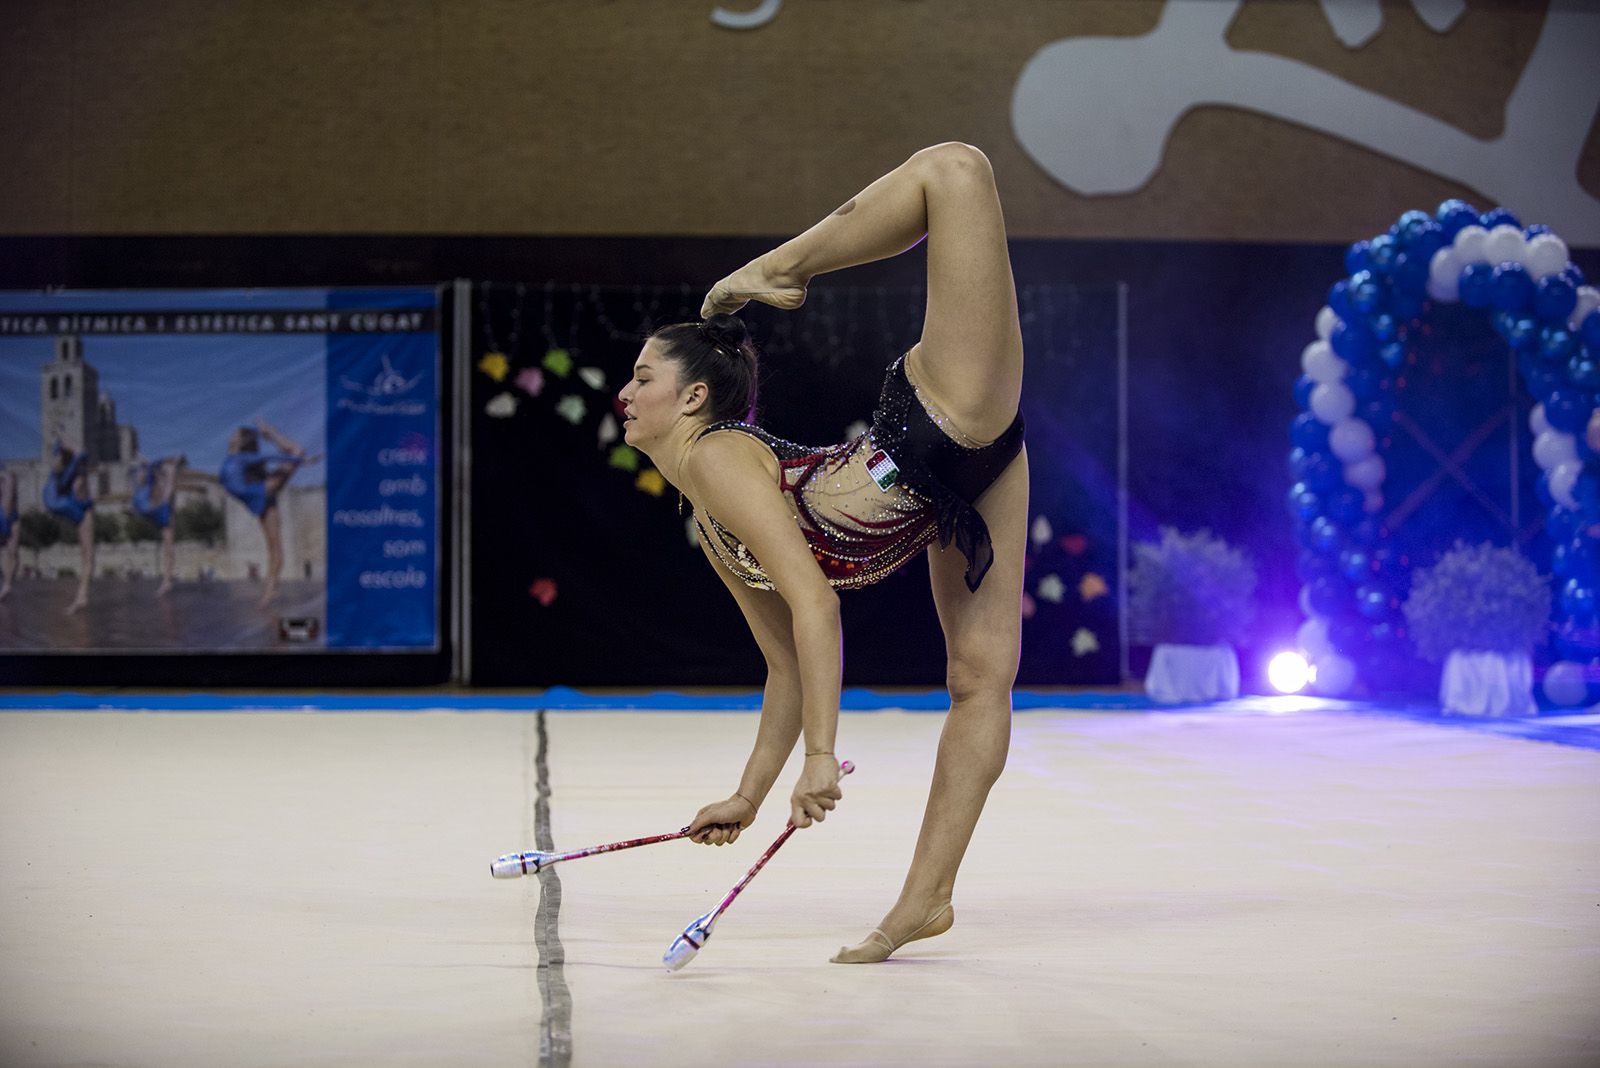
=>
[731,791,758,813]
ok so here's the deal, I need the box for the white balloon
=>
[1312,653,1356,696]
[1297,617,1333,659]
[1363,490,1384,513]
[1571,286,1600,331]
[1344,453,1387,490]
[1533,430,1579,471]
[1315,306,1339,341]
[1311,381,1356,425]
[1426,274,1460,303]
[1483,224,1526,266]
[1452,224,1490,264]
[1525,233,1570,280]
[1329,418,1376,462]
[1428,247,1460,287]
[1542,660,1588,707]
[1550,461,1582,511]
[1529,403,1550,436]
[1301,340,1347,383]
[1299,585,1316,618]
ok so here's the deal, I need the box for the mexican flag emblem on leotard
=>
[866,449,900,490]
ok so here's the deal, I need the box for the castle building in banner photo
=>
[2,335,325,583]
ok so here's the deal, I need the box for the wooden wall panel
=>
[0,0,1593,242]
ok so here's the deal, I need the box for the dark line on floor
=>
[533,709,572,1068]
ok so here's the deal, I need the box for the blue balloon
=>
[1328,615,1369,652]
[1367,234,1399,273]
[1539,326,1579,362]
[1297,548,1339,583]
[1582,310,1600,353]
[1407,224,1446,263]
[1562,578,1596,620]
[1546,389,1594,433]
[1340,547,1373,582]
[1308,573,1352,615]
[1564,265,1587,288]
[1390,290,1425,323]
[1568,354,1600,391]
[1567,535,1600,583]
[1294,373,1317,408]
[1436,200,1479,238]
[1291,412,1331,451]
[1348,518,1380,546]
[1327,486,1365,526]
[1368,312,1398,342]
[1390,251,1429,297]
[1330,320,1374,361]
[1377,340,1407,369]
[1356,584,1391,620]
[1577,468,1600,515]
[1345,240,1372,275]
[1481,207,1521,230]
[1396,210,1432,242]
[1490,263,1534,312]
[1308,516,1343,554]
[1525,223,1552,238]
[1359,396,1395,433]
[1549,506,1581,542]
[1344,365,1379,400]
[1554,620,1600,661]
[1459,263,1496,307]
[1349,270,1384,313]
[1535,276,1577,323]
[1287,482,1322,521]
[1523,362,1564,402]
[1328,279,1355,322]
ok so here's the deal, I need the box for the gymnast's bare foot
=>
[156,578,173,597]
[701,253,809,318]
[831,900,954,964]
[258,581,277,610]
[66,588,89,615]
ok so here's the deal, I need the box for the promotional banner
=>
[0,287,440,653]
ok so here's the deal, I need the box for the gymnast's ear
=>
[681,379,710,417]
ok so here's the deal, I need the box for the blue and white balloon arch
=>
[1289,200,1600,698]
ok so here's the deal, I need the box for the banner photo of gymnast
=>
[0,286,441,653]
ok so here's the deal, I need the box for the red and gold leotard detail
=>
[692,355,1025,593]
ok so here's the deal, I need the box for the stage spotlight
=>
[1268,651,1312,694]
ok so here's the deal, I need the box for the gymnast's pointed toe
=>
[830,930,894,964]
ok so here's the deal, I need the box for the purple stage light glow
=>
[1268,651,1313,694]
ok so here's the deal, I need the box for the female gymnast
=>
[42,437,97,614]
[618,142,1026,964]
[220,420,310,609]
[131,455,185,596]
[0,465,19,602]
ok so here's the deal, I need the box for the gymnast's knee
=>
[944,647,1017,712]
[912,142,994,189]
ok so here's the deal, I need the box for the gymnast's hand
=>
[790,754,844,828]
[688,795,757,846]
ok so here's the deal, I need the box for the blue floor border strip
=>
[3,689,1597,751]
[0,687,1159,712]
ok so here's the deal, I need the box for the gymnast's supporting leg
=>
[832,448,1029,963]
[155,458,182,596]
[67,494,93,615]
[0,472,17,601]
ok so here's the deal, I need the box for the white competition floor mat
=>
[1,702,1597,1067]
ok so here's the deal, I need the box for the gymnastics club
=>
[491,828,695,878]
[663,760,854,972]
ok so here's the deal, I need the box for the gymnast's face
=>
[618,341,703,449]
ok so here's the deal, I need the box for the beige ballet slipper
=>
[830,902,953,964]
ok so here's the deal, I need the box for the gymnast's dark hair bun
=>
[649,313,760,423]
[701,312,751,353]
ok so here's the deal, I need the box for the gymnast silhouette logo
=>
[1010,0,1600,243]
[340,355,422,399]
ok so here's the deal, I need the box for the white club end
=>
[662,935,700,972]
[490,853,536,879]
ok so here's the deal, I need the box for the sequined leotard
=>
[694,354,1025,593]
